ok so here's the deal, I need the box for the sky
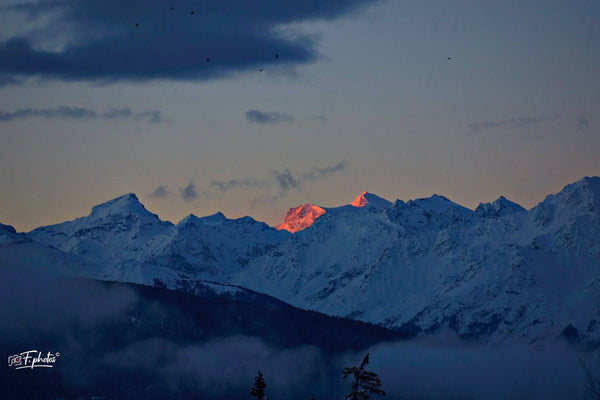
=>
[1,0,599,231]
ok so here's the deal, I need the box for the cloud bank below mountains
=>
[0,245,586,400]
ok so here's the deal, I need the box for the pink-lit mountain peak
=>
[277,191,392,233]
[276,203,326,233]
[350,191,393,209]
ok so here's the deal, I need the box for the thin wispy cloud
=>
[468,114,559,135]
[148,185,170,198]
[302,161,347,181]
[104,108,164,123]
[180,181,198,202]
[271,161,348,197]
[103,108,133,120]
[313,115,329,122]
[211,161,348,198]
[273,169,300,191]
[577,116,589,131]
[245,109,294,125]
[0,106,96,121]
[0,106,166,123]
[0,0,378,83]
[211,178,268,192]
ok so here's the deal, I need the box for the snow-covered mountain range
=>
[2,177,599,346]
[25,193,287,289]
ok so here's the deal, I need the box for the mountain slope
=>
[232,177,600,346]
[27,194,289,287]
[0,238,287,307]
[0,252,403,400]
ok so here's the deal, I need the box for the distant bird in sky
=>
[170,7,175,10]
[448,57,452,60]
[129,13,282,70]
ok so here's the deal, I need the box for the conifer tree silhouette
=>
[250,370,267,400]
[342,353,385,400]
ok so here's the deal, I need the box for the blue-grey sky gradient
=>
[0,0,599,231]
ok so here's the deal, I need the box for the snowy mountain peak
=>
[475,196,526,218]
[276,203,326,233]
[0,222,16,234]
[178,212,226,226]
[350,191,393,209]
[558,176,600,209]
[384,194,475,231]
[89,193,156,220]
[555,176,600,200]
[583,175,600,186]
[410,194,473,215]
[0,222,18,244]
[178,214,200,226]
[535,176,600,217]
[202,212,227,225]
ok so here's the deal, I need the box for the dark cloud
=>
[180,181,198,202]
[270,161,347,196]
[211,178,268,192]
[302,160,347,181]
[0,0,378,82]
[361,340,583,400]
[0,106,96,121]
[0,105,165,123]
[148,185,170,198]
[119,336,336,400]
[273,169,300,191]
[577,116,589,131]
[211,161,347,197]
[245,109,294,125]
[102,107,133,120]
[468,114,559,135]
[103,108,164,123]
[62,335,595,400]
